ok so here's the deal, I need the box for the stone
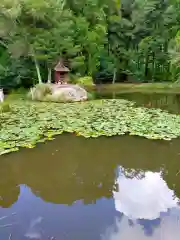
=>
[51,84,88,102]
[29,84,88,102]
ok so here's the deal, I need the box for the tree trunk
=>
[47,68,52,83]
[152,51,155,81]
[145,54,149,81]
[112,68,117,84]
[0,89,4,102]
[33,56,42,84]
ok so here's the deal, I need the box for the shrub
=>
[75,76,94,86]
[29,84,52,101]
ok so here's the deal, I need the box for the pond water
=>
[95,92,180,114]
[0,134,180,239]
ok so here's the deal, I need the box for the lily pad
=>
[0,98,180,155]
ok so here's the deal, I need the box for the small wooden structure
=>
[54,60,70,84]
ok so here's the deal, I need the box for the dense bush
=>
[75,76,94,86]
[0,0,180,88]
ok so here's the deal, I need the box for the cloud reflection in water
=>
[102,167,180,240]
[113,167,178,220]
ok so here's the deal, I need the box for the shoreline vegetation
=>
[3,82,180,96]
[85,83,180,94]
[1,93,180,155]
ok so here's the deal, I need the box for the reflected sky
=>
[0,167,180,240]
[102,210,180,240]
[0,135,180,239]
[0,185,118,240]
[102,167,180,240]
[113,167,178,220]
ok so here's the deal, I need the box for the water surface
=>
[0,135,180,239]
[95,92,180,114]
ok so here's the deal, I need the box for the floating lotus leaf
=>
[0,99,180,155]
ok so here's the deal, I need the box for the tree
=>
[1,0,180,88]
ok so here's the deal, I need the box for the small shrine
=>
[54,59,70,84]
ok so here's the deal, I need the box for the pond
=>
[0,134,180,240]
[95,92,180,114]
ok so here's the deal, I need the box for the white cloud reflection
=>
[102,167,180,240]
[113,167,178,220]
[25,216,43,239]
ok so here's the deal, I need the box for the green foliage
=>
[106,0,180,82]
[0,0,108,84]
[29,83,52,101]
[75,76,94,86]
[1,98,180,155]
[169,31,180,82]
[0,0,180,86]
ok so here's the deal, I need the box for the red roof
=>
[54,60,69,72]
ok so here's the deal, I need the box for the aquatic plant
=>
[1,99,180,155]
[0,102,11,113]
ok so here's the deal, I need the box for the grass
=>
[84,82,180,94]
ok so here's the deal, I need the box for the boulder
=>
[29,84,88,102]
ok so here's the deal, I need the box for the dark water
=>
[95,92,180,114]
[0,135,180,239]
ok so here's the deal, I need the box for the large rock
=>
[29,84,88,102]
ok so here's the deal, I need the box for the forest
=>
[0,0,180,90]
